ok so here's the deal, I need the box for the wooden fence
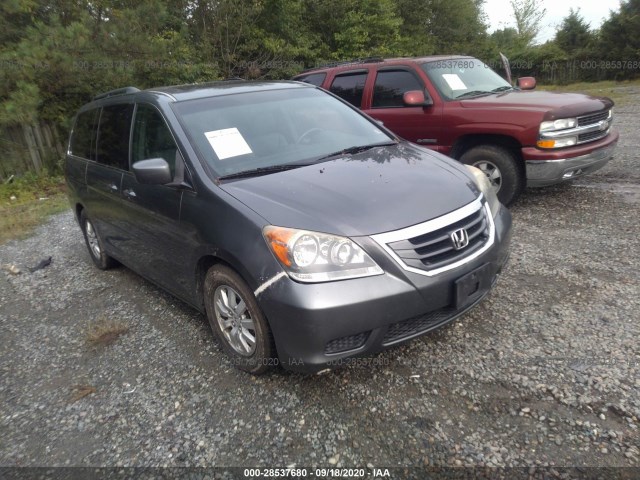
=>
[0,122,66,181]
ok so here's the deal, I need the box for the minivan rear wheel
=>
[204,265,275,375]
[80,210,116,270]
[460,145,523,206]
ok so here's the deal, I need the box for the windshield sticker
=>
[442,74,467,91]
[204,128,252,160]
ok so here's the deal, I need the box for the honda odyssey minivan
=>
[65,81,512,374]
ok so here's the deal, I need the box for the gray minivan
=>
[65,81,512,374]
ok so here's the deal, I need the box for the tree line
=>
[0,0,638,135]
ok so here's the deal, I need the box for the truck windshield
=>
[172,87,394,178]
[421,58,512,101]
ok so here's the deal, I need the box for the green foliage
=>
[554,8,593,54]
[598,0,640,79]
[0,0,638,147]
[510,0,547,47]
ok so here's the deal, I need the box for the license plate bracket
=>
[454,264,492,309]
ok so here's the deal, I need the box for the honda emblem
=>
[450,228,469,250]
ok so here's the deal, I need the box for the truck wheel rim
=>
[473,160,502,193]
[213,285,256,356]
[85,220,101,258]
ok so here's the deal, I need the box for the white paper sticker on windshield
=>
[442,74,467,91]
[205,128,252,160]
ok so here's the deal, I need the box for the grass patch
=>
[539,79,640,106]
[0,173,69,244]
[87,318,129,346]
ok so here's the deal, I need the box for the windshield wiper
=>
[455,90,493,99]
[218,163,311,180]
[315,142,398,162]
[491,86,514,93]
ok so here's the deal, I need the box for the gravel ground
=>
[1,89,639,474]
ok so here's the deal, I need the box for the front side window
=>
[421,58,512,101]
[173,87,394,178]
[329,72,368,107]
[96,104,134,169]
[69,109,99,160]
[131,104,178,176]
[296,73,326,87]
[372,70,424,108]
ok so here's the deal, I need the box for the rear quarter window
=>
[96,104,134,170]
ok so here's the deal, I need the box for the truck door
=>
[362,67,443,150]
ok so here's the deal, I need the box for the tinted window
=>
[329,72,367,107]
[131,104,178,177]
[96,104,133,169]
[297,73,326,87]
[372,70,424,108]
[69,109,98,160]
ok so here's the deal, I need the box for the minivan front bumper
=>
[257,205,512,373]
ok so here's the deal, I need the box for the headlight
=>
[263,226,383,283]
[536,137,578,149]
[465,165,501,216]
[540,118,577,132]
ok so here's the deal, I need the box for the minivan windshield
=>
[420,58,512,101]
[173,87,395,178]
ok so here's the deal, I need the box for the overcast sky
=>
[483,0,622,43]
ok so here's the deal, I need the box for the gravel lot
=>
[1,89,639,474]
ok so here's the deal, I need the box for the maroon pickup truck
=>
[293,56,619,205]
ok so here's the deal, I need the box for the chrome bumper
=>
[526,143,616,187]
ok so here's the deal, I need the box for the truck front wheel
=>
[460,145,523,206]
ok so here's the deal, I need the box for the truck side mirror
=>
[403,90,433,107]
[517,77,536,90]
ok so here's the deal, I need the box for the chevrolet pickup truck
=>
[293,56,618,205]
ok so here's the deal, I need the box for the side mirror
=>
[132,158,172,185]
[517,77,536,90]
[403,90,433,107]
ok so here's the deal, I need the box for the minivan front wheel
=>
[204,265,275,374]
[80,210,115,270]
[460,145,523,206]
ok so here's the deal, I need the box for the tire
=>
[459,145,524,206]
[80,210,116,270]
[204,265,275,375]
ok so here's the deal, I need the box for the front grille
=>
[382,308,456,345]
[578,129,609,143]
[386,206,489,272]
[324,331,369,354]
[578,110,609,127]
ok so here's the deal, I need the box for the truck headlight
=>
[263,226,383,283]
[540,118,577,132]
[465,165,501,216]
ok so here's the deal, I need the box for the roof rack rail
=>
[299,57,384,74]
[93,87,140,101]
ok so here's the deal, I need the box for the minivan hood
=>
[461,90,614,118]
[220,143,479,237]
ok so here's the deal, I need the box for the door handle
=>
[108,183,118,192]
[123,189,137,198]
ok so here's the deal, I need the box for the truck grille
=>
[386,206,489,272]
[578,129,609,143]
[578,110,610,127]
